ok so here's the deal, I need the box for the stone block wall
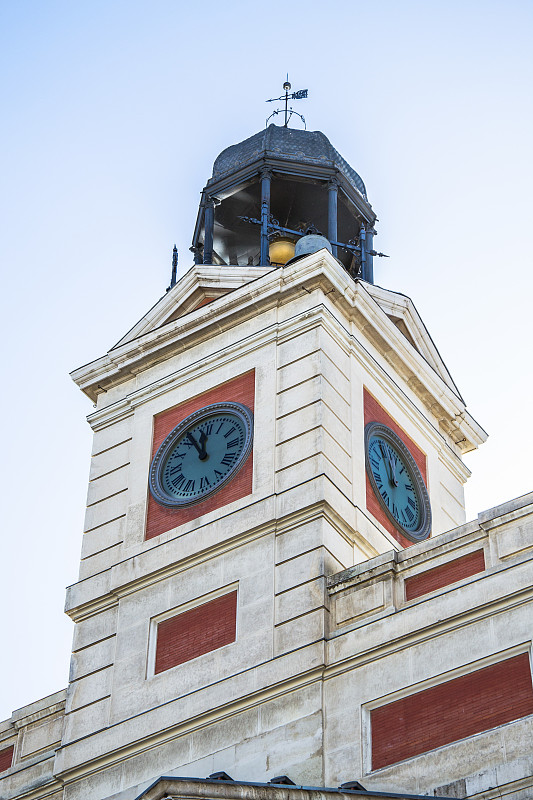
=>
[325,491,533,798]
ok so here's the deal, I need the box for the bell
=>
[294,233,332,259]
[269,238,296,266]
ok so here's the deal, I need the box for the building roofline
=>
[134,775,458,800]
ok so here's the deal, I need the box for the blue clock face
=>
[149,402,254,508]
[365,422,431,542]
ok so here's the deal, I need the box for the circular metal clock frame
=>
[364,421,432,543]
[149,401,254,509]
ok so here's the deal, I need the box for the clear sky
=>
[1,0,532,721]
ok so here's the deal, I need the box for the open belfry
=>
[2,111,533,800]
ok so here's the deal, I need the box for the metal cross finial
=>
[266,75,308,129]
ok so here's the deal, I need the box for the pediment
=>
[113,264,273,349]
[364,282,462,399]
[72,252,486,454]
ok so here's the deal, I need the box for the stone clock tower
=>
[2,126,533,800]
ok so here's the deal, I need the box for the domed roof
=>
[211,125,367,199]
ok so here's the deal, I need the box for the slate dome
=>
[211,125,367,200]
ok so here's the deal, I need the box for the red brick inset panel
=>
[0,745,14,773]
[190,296,216,312]
[405,549,486,601]
[371,653,533,770]
[155,590,237,674]
[146,370,255,539]
[363,388,428,549]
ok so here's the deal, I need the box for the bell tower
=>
[53,125,486,800]
[20,121,533,800]
[190,124,379,280]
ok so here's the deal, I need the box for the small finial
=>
[166,244,178,291]
[266,76,308,129]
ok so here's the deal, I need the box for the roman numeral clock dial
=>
[149,402,254,508]
[364,422,431,542]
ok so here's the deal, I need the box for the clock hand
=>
[390,455,399,487]
[186,432,205,458]
[198,430,208,460]
[379,441,399,487]
[379,442,394,484]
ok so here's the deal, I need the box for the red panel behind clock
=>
[364,388,428,549]
[146,370,255,540]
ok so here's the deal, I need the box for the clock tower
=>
[4,123,533,800]
[61,123,484,790]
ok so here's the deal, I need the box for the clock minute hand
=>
[390,455,399,487]
[379,442,394,484]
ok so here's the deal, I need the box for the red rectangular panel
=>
[155,590,237,674]
[146,370,255,539]
[0,745,14,772]
[371,653,533,769]
[363,389,428,548]
[405,549,485,601]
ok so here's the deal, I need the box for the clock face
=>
[149,402,254,508]
[364,422,431,542]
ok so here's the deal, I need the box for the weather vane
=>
[266,75,308,129]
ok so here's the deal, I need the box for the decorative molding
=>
[325,577,533,676]
[66,499,378,621]
[113,266,273,349]
[364,283,461,396]
[86,325,277,431]
[71,254,486,458]
[85,297,472,481]
[10,690,67,728]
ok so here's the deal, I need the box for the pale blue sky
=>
[1,0,532,719]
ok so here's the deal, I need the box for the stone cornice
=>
[324,579,533,677]
[328,493,533,595]
[11,696,66,730]
[346,282,486,452]
[86,322,280,431]
[478,490,533,528]
[70,256,452,405]
[70,264,288,401]
[65,499,366,622]
[364,283,461,396]
[114,266,273,349]
[312,308,471,478]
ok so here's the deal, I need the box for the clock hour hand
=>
[198,430,208,460]
[186,431,208,460]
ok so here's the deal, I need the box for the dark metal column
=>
[365,226,374,284]
[260,167,272,266]
[203,196,215,264]
[328,178,338,257]
[359,223,367,281]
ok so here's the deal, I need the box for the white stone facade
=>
[1,253,531,800]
